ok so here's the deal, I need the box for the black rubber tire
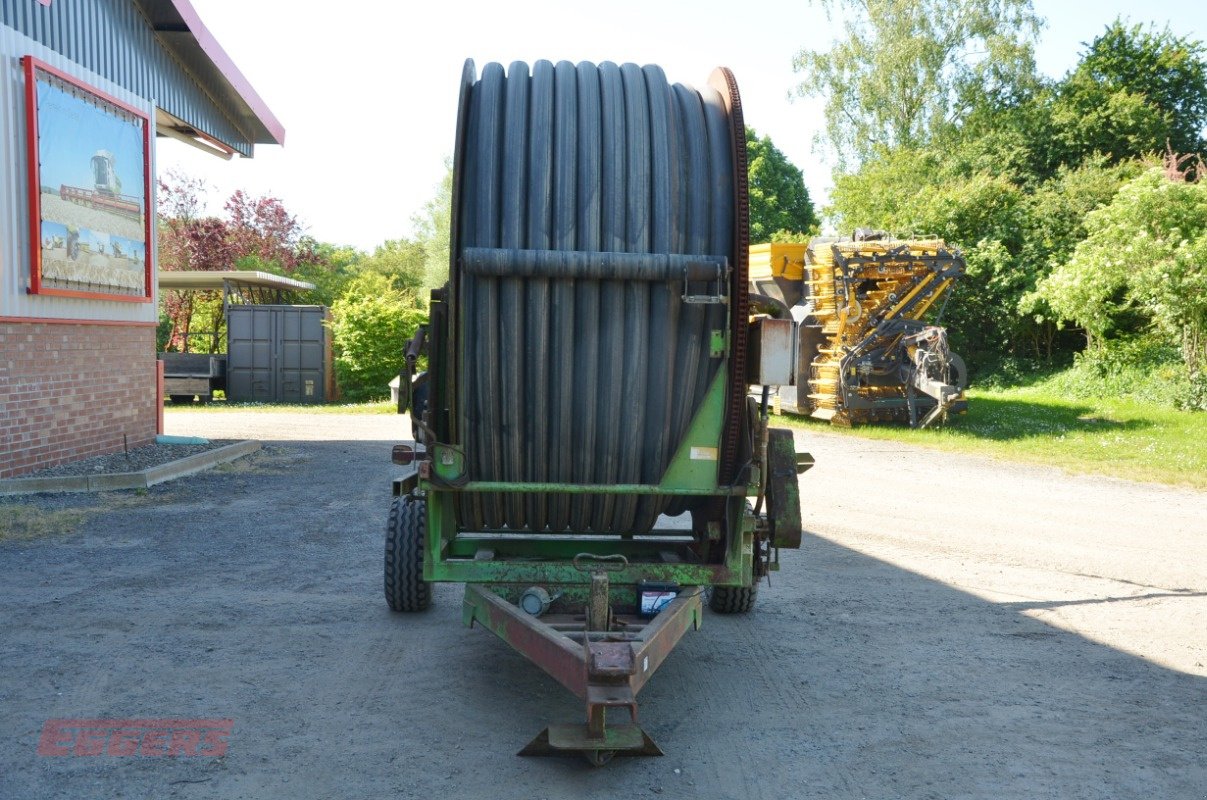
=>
[708,584,758,614]
[168,395,193,404]
[385,495,431,612]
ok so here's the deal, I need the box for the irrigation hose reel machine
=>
[386,58,811,765]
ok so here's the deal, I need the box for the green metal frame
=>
[417,367,758,589]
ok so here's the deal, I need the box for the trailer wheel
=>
[708,584,758,614]
[385,495,431,612]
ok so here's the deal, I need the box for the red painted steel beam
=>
[628,588,703,694]
[464,585,704,700]
[463,585,588,699]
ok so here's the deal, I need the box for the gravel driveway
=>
[0,409,1203,799]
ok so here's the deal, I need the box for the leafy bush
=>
[966,354,1065,389]
[1038,169,1207,379]
[329,274,426,401]
[1182,372,1207,412]
[156,313,173,353]
[1033,337,1197,408]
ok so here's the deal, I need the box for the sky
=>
[157,1,1207,252]
[38,77,144,200]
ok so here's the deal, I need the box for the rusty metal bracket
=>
[765,428,803,549]
[572,553,628,648]
[682,259,730,305]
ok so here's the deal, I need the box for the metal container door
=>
[226,305,276,402]
[276,306,325,404]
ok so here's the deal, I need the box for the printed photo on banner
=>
[24,57,152,300]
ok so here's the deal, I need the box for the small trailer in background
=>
[160,351,225,404]
[157,270,334,404]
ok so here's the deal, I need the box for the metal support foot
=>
[518,722,663,765]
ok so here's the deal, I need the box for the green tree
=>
[952,21,1207,183]
[1048,79,1167,169]
[329,273,427,401]
[746,127,818,242]
[1038,168,1207,376]
[356,238,427,295]
[288,240,360,307]
[829,151,1147,361]
[414,160,453,288]
[1014,157,1142,356]
[810,6,1207,382]
[1053,21,1207,164]
[793,0,1041,165]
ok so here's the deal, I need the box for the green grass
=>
[779,386,1207,490]
[0,505,86,542]
[165,400,395,415]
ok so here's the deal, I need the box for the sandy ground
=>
[0,409,1202,799]
[165,411,408,442]
[795,428,1207,678]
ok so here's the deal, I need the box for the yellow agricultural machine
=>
[749,232,968,427]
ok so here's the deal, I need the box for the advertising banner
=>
[23,57,152,301]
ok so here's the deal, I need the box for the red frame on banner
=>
[23,55,153,303]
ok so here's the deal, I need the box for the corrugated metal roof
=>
[157,270,315,292]
[0,24,159,322]
[0,0,283,157]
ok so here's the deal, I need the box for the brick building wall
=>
[0,320,157,478]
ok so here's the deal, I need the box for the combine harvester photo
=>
[385,59,809,765]
[59,149,142,220]
[749,233,968,427]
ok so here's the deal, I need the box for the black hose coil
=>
[451,59,746,533]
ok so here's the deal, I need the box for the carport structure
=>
[157,270,331,405]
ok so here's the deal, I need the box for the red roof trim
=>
[167,0,286,146]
